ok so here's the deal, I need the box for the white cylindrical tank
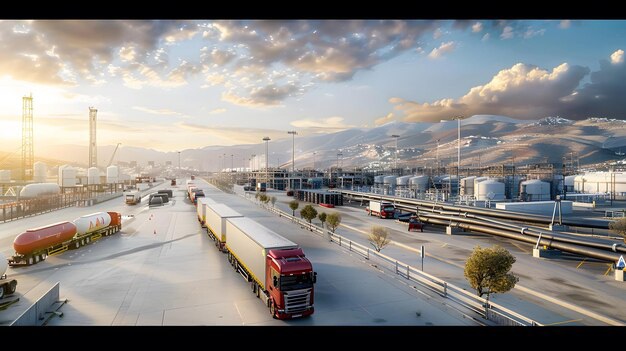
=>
[106,166,119,184]
[409,175,430,192]
[0,170,10,182]
[34,162,47,183]
[473,176,488,191]
[573,172,626,194]
[88,167,100,185]
[396,175,412,186]
[564,175,577,187]
[383,176,397,186]
[19,183,60,198]
[58,165,76,187]
[0,252,7,276]
[476,179,505,200]
[374,175,385,184]
[73,212,112,236]
[521,179,551,201]
[460,176,477,196]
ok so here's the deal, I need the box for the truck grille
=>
[284,288,312,314]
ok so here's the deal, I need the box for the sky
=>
[0,20,624,152]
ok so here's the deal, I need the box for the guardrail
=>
[258,201,541,326]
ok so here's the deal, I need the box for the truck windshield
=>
[280,274,313,291]
[126,195,135,200]
[383,206,395,212]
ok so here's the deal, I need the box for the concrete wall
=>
[496,200,573,215]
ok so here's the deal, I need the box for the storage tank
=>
[460,176,476,196]
[19,183,60,198]
[409,175,430,192]
[106,166,119,184]
[383,176,397,195]
[0,170,10,182]
[520,179,551,201]
[87,167,100,185]
[374,175,385,184]
[58,165,76,187]
[573,172,626,194]
[72,212,112,236]
[33,162,47,183]
[473,176,488,190]
[396,175,412,186]
[13,222,77,255]
[476,179,505,200]
[564,175,577,192]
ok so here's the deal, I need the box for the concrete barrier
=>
[10,282,66,326]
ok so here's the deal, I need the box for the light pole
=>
[452,116,463,199]
[178,151,181,176]
[313,152,316,172]
[263,137,270,186]
[251,154,256,171]
[288,130,297,189]
[391,134,400,171]
[231,154,234,172]
[336,152,342,188]
[436,139,440,177]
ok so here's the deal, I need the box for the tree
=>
[270,196,276,207]
[368,226,391,252]
[259,193,268,204]
[464,245,519,299]
[289,200,299,216]
[300,205,318,224]
[609,217,626,243]
[318,212,327,228]
[326,213,342,233]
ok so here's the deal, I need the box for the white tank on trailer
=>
[72,212,112,236]
[19,183,60,198]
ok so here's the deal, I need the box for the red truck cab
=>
[266,248,316,319]
[408,216,424,232]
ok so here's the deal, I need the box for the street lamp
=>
[391,134,400,171]
[436,139,440,177]
[263,137,270,186]
[336,151,343,188]
[251,154,256,171]
[231,154,234,172]
[452,116,463,199]
[177,151,181,175]
[288,130,297,190]
[313,152,316,172]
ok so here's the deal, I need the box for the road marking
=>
[542,318,583,326]
[576,258,587,269]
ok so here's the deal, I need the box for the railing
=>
[260,201,542,326]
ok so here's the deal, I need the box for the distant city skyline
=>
[0,20,624,152]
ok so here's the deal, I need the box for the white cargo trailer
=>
[196,197,217,225]
[206,204,243,250]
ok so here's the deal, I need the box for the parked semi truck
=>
[205,203,242,250]
[0,253,17,298]
[225,217,316,319]
[196,197,217,226]
[366,200,396,219]
[125,190,142,205]
[256,182,267,192]
[8,211,122,266]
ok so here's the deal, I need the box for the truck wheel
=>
[86,237,91,244]
[74,242,80,249]
[28,257,34,265]
[8,280,16,294]
[270,300,277,319]
[0,286,4,299]
[41,253,47,261]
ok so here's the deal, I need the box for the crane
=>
[107,143,121,167]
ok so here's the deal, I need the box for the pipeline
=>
[339,190,611,229]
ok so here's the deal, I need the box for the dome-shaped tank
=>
[106,166,119,184]
[476,179,505,200]
[58,165,76,187]
[374,175,385,184]
[88,167,100,185]
[409,175,430,192]
[19,183,60,198]
[396,175,412,186]
[383,176,397,186]
[520,179,550,201]
[460,176,476,196]
[34,162,47,183]
[0,170,10,182]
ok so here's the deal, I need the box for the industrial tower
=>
[21,94,34,181]
[89,107,97,168]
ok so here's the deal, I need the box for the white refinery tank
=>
[374,175,385,184]
[473,176,488,191]
[106,166,119,184]
[460,176,477,196]
[409,175,430,192]
[564,175,577,187]
[34,162,47,183]
[521,179,551,201]
[58,165,77,187]
[73,212,112,236]
[396,175,412,186]
[87,167,100,185]
[19,183,60,198]
[0,252,7,276]
[476,179,505,200]
[383,176,397,186]
[0,170,10,182]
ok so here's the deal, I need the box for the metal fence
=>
[260,202,541,326]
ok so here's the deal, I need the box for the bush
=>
[464,245,519,298]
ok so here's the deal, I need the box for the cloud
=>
[209,108,226,114]
[132,106,183,115]
[391,62,591,122]
[375,113,395,126]
[433,28,443,39]
[500,26,514,39]
[559,20,571,29]
[472,22,483,33]
[482,33,490,42]
[428,41,456,59]
[611,49,624,64]
[290,116,355,131]
[177,122,288,144]
[523,28,546,39]
[222,82,301,107]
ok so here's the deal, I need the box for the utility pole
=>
[263,137,270,186]
[392,134,400,172]
[178,151,181,175]
[231,154,234,172]
[337,152,343,188]
[22,94,34,180]
[452,116,463,199]
[313,152,316,172]
[436,139,440,177]
[288,130,297,189]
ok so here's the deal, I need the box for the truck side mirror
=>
[273,276,278,287]
[312,272,317,284]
